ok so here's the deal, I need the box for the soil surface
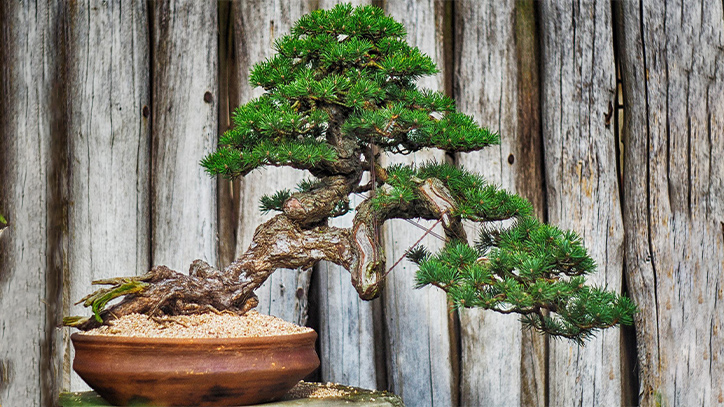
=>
[78,311,313,338]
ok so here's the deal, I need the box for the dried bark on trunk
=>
[151,0,218,271]
[540,1,625,405]
[231,0,314,325]
[454,1,546,406]
[381,1,457,406]
[0,1,65,405]
[616,1,724,405]
[65,0,150,391]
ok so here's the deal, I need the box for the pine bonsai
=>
[65,4,635,343]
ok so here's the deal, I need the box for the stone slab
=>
[58,382,404,407]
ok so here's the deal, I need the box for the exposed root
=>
[64,265,259,331]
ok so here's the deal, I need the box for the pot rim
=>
[70,329,317,347]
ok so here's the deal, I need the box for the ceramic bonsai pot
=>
[70,330,319,406]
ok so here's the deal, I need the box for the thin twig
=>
[402,218,446,241]
[382,213,446,279]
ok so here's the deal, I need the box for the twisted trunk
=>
[72,171,462,330]
[75,213,354,330]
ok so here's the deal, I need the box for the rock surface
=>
[58,382,404,407]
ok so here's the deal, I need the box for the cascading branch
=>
[66,4,635,343]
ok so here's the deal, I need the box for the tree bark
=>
[381,1,457,406]
[540,1,625,406]
[151,0,218,271]
[616,1,724,405]
[454,1,546,406]
[75,213,354,327]
[0,1,65,405]
[231,0,314,325]
[65,0,150,391]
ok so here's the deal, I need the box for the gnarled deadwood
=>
[72,212,355,330]
[350,178,462,299]
[283,175,357,227]
[69,171,467,331]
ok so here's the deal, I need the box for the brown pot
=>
[71,330,319,406]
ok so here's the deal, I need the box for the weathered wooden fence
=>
[1,1,722,406]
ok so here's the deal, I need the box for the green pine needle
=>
[414,216,635,341]
[260,190,292,214]
[406,245,430,265]
[297,177,323,192]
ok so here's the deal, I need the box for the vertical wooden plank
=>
[217,1,240,269]
[0,1,64,405]
[65,0,150,391]
[617,0,724,405]
[381,2,456,406]
[454,1,545,406]
[312,0,381,390]
[231,0,313,324]
[152,0,218,272]
[539,1,624,405]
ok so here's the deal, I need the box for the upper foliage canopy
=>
[200,3,497,179]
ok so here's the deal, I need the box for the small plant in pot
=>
[65,4,637,406]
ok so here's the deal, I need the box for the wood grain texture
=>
[312,0,381,390]
[540,1,624,405]
[381,2,456,406]
[0,1,64,405]
[454,1,545,406]
[151,0,218,272]
[65,0,150,391]
[232,0,313,325]
[616,1,724,405]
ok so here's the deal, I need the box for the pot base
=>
[71,331,319,406]
[59,383,407,407]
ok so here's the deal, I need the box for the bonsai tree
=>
[65,4,635,343]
